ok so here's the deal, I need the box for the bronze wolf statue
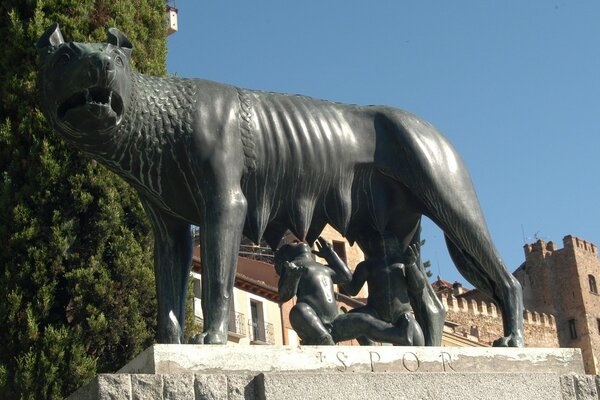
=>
[37,24,524,346]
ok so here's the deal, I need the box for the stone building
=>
[514,235,600,374]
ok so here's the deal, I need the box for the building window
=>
[193,278,202,299]
[332,240,348,265]
[597,319,600,335]
[589,275,598,294]
[569,319,577,339]
[250,300,266,342]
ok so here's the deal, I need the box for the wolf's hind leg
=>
[444,234,524,347]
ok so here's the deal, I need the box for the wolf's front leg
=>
[142,200,193,344]
[195,189,247,344]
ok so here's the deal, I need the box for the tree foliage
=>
[419,239,433,278]
[0,1,168,398]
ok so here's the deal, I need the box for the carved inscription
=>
[440,351,456,372]
[402,351,420,372]
[369,351,380,372]
[316,349,457,373]
[336,351,349,372]
[316,352,326,363]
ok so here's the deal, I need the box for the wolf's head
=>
[37,24,134,143]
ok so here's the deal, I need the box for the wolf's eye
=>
[114,56,124,67]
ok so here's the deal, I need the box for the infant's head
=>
[274,242,312,275]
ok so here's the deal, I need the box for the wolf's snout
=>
[87,54,115,85]
[91,53,114,71]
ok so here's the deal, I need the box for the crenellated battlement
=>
[563,235,597,254]
[523,235,597,258]
[523,239,557,257]
[437,292,556,329]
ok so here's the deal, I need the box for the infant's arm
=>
[278,261,304,302]
[314,236,352,284]
[404,245,426,294]
[340,260,370,296]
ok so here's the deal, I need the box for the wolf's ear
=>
[107,28,133,58]
[36,23,64,60]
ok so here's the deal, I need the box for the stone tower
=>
[514,235,600,374]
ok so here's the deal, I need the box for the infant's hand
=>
[313,236,334,259]
[404,244,419,265]
[283,261,304,275]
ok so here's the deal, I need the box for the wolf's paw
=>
[189,332,207,344]
[189,331,227,344]
[492,332,524,347]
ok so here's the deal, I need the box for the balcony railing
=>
[249,320,275,344]
[239,244,274,263]
[228,311,247,337]
[191,225,274,264]
[194,311,247,338]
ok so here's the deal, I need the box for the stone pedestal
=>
[68,345,599,400]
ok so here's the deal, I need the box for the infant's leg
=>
[332,312,405,345]
[332,311,425,346]
[290,302,335,345]
[395,313,425,346]
[348,306,378,345]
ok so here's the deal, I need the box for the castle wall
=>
[439,293,559,348]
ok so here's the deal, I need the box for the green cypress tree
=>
[0,1,168,398]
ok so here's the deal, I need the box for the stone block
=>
[67,374,131,400]
[573,374,598,399]
[132,374,162,400]
[118,344,586,375]
[194,374,228,400]
[258,372,574,400]
[163,374,195,399]
[68,345,594,399]
[561,374,599,400]
[67,371,600,400]
[226,374,257,400]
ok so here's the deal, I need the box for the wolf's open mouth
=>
[57,87,123,120]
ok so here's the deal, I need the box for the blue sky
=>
[166,1,600,286]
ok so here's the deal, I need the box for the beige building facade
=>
[191,247,285,346]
